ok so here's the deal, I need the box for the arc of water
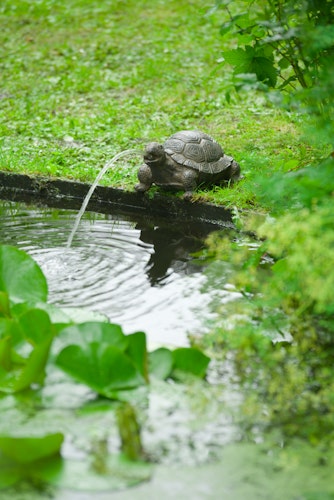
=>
[66,149,142,248]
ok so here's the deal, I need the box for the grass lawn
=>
[0,0,330,209]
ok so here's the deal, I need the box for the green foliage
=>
[254,157,334,213]
[216,0,334,147]
[258,202,334,316]
[204,177,334,442]
[201,2,334,443]
[55,325,211,397]
[217,0,334,90]
[223,45,277,89]
[0,314,53,393]
[203,226,334,442]
[55,324,148,397]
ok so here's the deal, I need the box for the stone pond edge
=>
[0,171,235,227]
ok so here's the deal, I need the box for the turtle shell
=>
[163,130,226,174]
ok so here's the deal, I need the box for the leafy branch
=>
[216,0,334,92]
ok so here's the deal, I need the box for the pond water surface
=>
[0,199,236,346]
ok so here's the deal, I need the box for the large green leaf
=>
[0,246,48,304]
[0,433,64,464]
[223,46,255,67]
[0,437,152,491]
[56,343,145,397]
[149,347,211,380]
[55,322,147,396]
[0,340,53,393]
[224,45,277,87]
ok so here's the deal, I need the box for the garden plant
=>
[202,0,334,446]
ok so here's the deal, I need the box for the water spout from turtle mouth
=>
[66,149,142,248]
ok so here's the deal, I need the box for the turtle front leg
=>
[182,170,198,200]
[135,164,153,193]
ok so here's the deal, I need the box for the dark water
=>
[0,199,235,346]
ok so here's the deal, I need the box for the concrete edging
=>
[0,171,235,227]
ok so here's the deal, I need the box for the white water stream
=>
[66,149,141,248]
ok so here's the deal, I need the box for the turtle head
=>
[144,142,165,166]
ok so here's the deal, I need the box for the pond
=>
[0,197,243,497]
[0,198,237,347]
[1,198,334,500]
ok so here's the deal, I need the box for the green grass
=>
[0,0,330,209]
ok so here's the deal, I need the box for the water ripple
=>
[0,201,230,346]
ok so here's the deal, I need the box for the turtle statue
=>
[135,130,241,198]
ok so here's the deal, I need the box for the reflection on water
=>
[0,200,234,346]
[138,220,210,285]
